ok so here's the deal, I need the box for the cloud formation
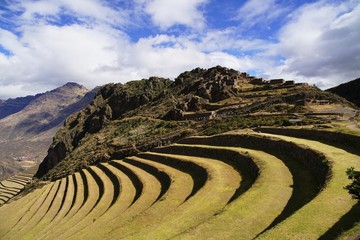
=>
[236,0,289,29]
[0,0,359,98]
[266,1,360,87]
[140,0,208,30]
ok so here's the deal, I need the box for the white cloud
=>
[267,1,360,88]
[19,0,127,26]
[191,29,272,52]
[236,0,288,28]
[0,84,38,100]
[1,0,359,99]
[1,0,267,99]
[22,1,60,19]
[138,0,208,30]
[0,24,125,95]
[0,24,261,98]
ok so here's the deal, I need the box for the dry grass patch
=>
[21,179,67,240]
[8,180,61,240]
[0,182,49,238]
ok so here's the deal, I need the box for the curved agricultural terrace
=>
[0,129,359,239]
[0,166,37,206]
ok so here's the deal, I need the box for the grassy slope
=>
[1,182,55,240]
[88,156,193,239]
[171,144,293,240]
[253,132,360,239]
[0,166,37,205]
[22,179,66,240]
[0,126,359,239]
[72,162,137,239]
[43,169,100,240]
[9,181,61,240]
[39,172,85,240]
[70,160,161,240]
[35,176,74,238]
[55,165,114,240]
[124,152,240,240]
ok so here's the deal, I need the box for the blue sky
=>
[0,0,359,99]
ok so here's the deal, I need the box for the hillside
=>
[327,78,360,107]
[1,66,360,239]
[1,128,359,239]
[0,83,97,180]
[0,94,43,120]
[34,66,355,180]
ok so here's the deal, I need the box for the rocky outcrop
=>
[35,77,173,179]
[175,66,246,102]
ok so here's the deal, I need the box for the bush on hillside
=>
[345,167,360,201]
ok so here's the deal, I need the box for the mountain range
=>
[0,83,97,180]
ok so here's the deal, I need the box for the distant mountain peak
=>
[63,82,85,88]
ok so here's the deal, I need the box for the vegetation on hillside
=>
[3,66,360,240]
[345,167,360,201]
[2,130,360,239]
[34,66,356,181]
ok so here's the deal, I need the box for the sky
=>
[0,0,359,99]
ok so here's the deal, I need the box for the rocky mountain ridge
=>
[34,66,355,180]
[0,94,43,120]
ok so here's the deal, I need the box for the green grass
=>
[73,160,161,240]
[1,127,360,239]
[171,144,293,240]
[55,165,115,240]
[39,172,85,240]
[42,169,100,240]
[254,132,360,239]
[90,155,193,239]
[70,162,137,240]
[21,179,66,240]
[34,176,74,238]
[0,166,37,206]
[123,152,240,240]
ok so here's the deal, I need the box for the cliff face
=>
[35,66,354,180]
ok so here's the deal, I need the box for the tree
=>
[344,167,360,201]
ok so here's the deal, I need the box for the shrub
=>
[344,167,360,201]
